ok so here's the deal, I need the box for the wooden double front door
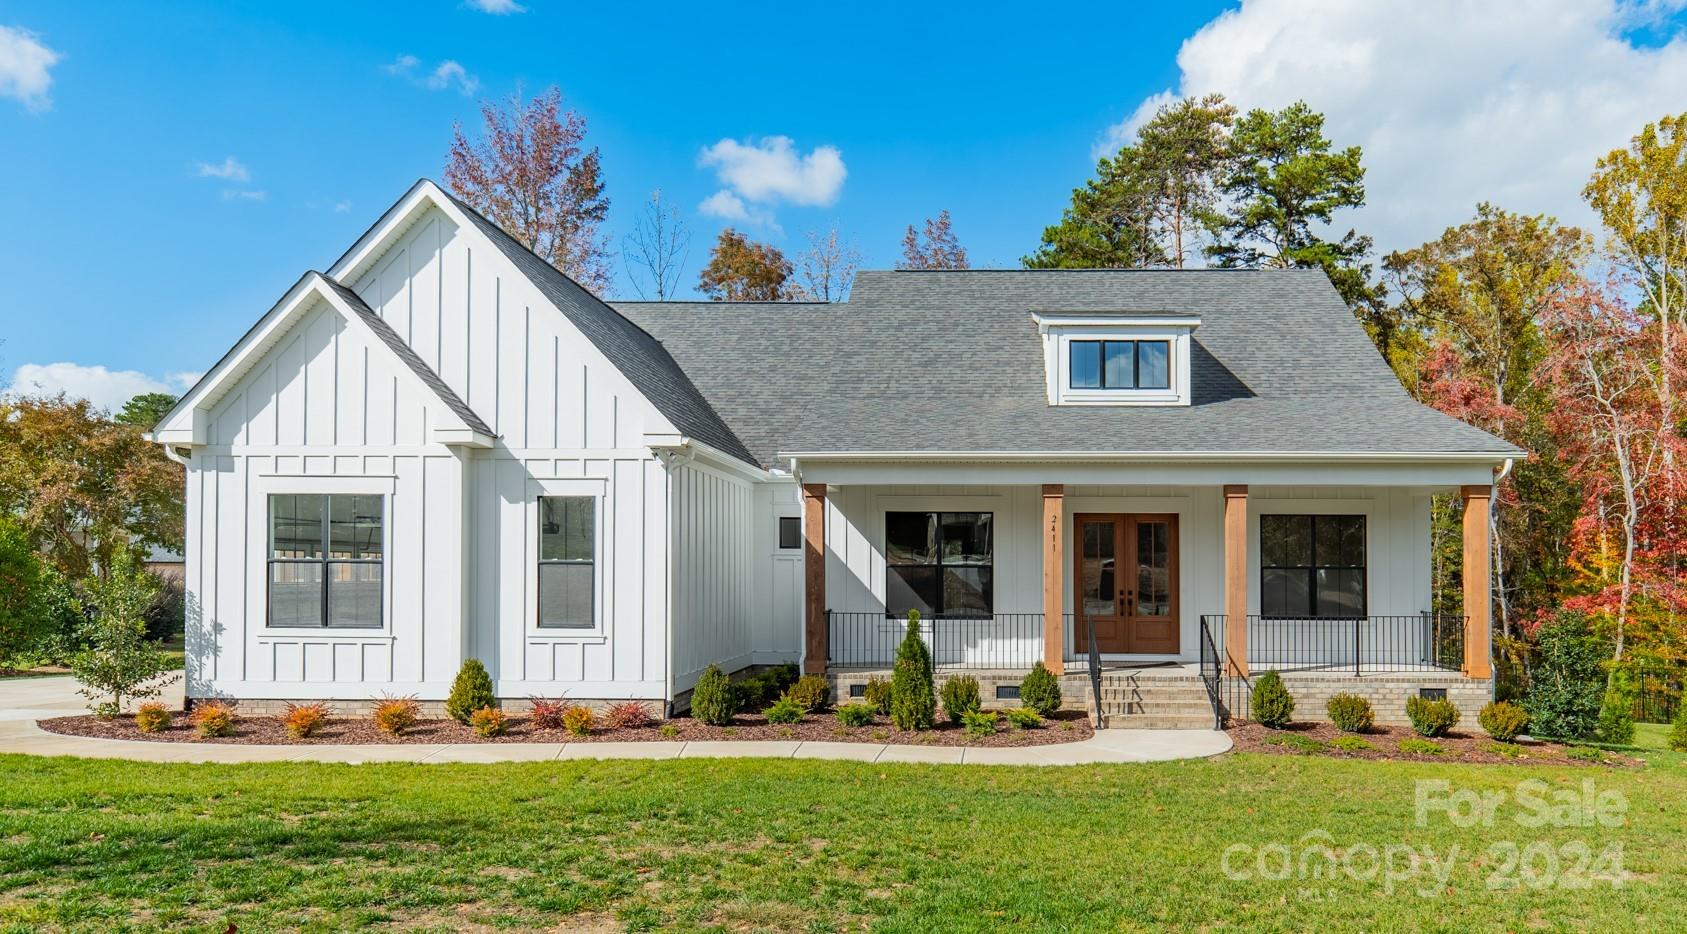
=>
[1073,514,1179,654]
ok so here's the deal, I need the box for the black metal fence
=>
[1635,668,1684,724]
[826,611,1049,670]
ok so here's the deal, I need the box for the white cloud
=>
[0,24,61,112]
[196,156,250,182]
[221,189,267,202]
[697,136,846,226]
[383,54,479,95]
[4,363,183,413]
[333,199,352,213]
[1100,0,1687,256]
[467,0,525,13]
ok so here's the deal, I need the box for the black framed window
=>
[778,516,801,550]
[1260,515,1366,619]
[885,512,993,618]
[1069,339,1170,390]
[538,496,595,628]
[268,494,384,629]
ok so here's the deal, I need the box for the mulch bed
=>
[1227,720,1641,767]
[39,708,1093,748]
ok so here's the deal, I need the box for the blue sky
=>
[3,0,1686,410]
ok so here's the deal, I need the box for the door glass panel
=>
[1080,520,1116,617]
[1135,520,1171,616]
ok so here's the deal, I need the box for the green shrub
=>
[770,663,799,690]
[785,674,830,712]
[1326,693,1374,733]
[764,696,805,724]
[134,702,171,734]
[1398,738,1445,756]
[658,723,680,739]
[960,709,998,737]
[1486,741,1524,758]
[1523,612,1605,740]
[940,675,982,724]
[1405,696,1460,737]
[1019,662,1063,717]
[1262,733,1324,753]
[1597,669,1636,745]
[471,705,508,737]
[1250,671,1295,728]
[1565,745,1606,763]
[0,516,50,665]
[690,664,736,726]
[889,612,936,731]
[1478,700,1529,742]
[1330,735,1375,752]
[1670,702,1687,752]
[863,676,892,715]
[1003,707,1042,729]
[561,705,595,736]
[190,700,236,738]
[445,659,497,725]
[834,703,875,727]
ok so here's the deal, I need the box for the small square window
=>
[1419,688,1447,701]
[778,516,802,550]
[996,685,1021,700]
[849,683,866,698]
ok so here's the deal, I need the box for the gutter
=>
[778,449,1521,465]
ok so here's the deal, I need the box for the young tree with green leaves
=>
[0,516,48,665]
[69,550,179,717]
[114,392,179,429]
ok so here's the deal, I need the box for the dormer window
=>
[1069,340,1171,391]
[1034,313,1199,406]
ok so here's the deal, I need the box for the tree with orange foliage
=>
[697,228,794,301]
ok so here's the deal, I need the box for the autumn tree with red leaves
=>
[446,87,611,293]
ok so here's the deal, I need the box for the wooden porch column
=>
[1461,485,1493,679]
[1223,485,1249,677]
[802,483,828,674]
[1041,484,1065,675]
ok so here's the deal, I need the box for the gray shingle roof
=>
[612,268,1521,468]
[441,192,756,465]
[319,275,494,437]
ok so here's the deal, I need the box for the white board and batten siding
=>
[186,294,469,699]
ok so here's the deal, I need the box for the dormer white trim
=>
[1032,313,1199,407]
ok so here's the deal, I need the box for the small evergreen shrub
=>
[764,696,805,724]
[940,675,982,724]
[446,659,497,725]
[1565,745,1606,763]
[1478,700,1529,742]
[1486,741,1524,758]
[658,723,680,739]
[528,696,567,731]
[134,702,171,734]
[1669,702,1687,752]
[471,705,508,737]
[1331,735,1375,752]
[562,705,595,736]
[281,702,330,739]
[372,695,420,735]
[863,676,892,715]
[1398,738,1445,756]
[785,674,830,712]
[1326,693,1374,733]
[603,701,651,730]
[690,664,736,726]
[1405,696,1460,737]
[1597,669,1637,745]
[1003,707,1042,729]
[960,709,998,737]
[1250,671,1295,728]
[889,612,936,731]
[190,700,236,738]
[1019,662,1063,717]
[1523,612,1605,740]
[834,703,875,727]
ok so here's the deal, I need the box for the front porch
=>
[794,476,1497,726]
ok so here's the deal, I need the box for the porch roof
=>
[613,269,1521,470]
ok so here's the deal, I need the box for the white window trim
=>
[249,474,395,635]
[524,477,609,639]
[1033,315,1197,407]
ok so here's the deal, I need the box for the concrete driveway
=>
[0,673,185,722]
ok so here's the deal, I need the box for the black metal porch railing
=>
[1197,614,1224,729]
[1245,613,1466,675]
[826,611,1051,670]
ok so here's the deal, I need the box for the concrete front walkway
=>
[0,676,1231,766]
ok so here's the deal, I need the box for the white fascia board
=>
[648,435,769,482]
[1032,312,1202,332]
[780,450,1515,465]
[324,179,440,285]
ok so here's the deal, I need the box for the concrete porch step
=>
[1102,714,1218,729]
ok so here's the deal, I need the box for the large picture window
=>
[1069,339,1170,390]
[268,494,384,629]
[885,512,993,618]
[1260,515,1366,619]
[538,496,596,628]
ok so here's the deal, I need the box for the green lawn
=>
[1,750,1684,932]
[1634,721,1673,750]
